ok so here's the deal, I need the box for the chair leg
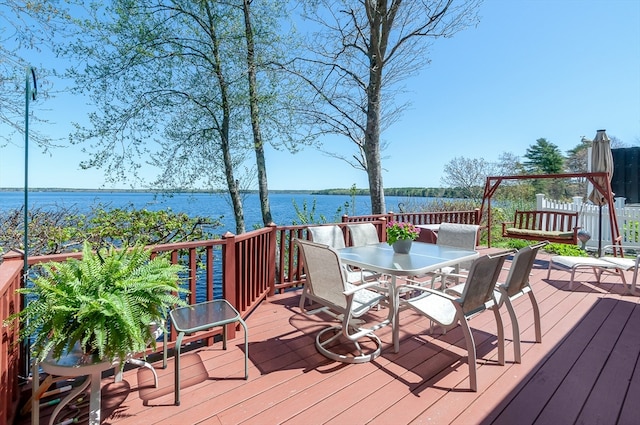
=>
[528,291,542,344]
[299,286,308,311]
[593,266,603,283]
[631,267,639,296]
[492,307,505,366]
[618,268,628,285]
[459,319,478,392]
[548,259,579,289]
[569,268,577,290]
[315,325,381,364]
[504,299,521,364]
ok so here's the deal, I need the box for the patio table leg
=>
[174,331,185,406]
[391,276,400,353]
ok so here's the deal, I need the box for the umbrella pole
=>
[598,204,603,257]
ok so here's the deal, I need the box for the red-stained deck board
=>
[17,250,640,425]
[575,302,640,424]
[451,271,600,425]
[535,299,635,424]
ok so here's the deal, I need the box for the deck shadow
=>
[481,297,640,424]
[377,326,503,395]
[248,312,352,375]
[136,352,208,406]
[544,273,629,295]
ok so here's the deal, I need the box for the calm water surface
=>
[0,191,429,233]
[1,190,435,301]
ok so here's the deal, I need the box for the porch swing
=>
[480,172,622,256]
[501,209,580,245]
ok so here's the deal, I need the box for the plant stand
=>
[32,345,114,425]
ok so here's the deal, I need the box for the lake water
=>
[0,190,433,233]
[1,190,436,302]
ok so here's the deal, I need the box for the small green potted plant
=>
[386,221,421,254]
[9,241,189,364]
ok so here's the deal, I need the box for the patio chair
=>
[547,245,640,294]
[429,223,480,288]
[303,225,352,309]
[347,222,380,246]
[496,242,547,362]
[402,250,512,391]
[295,238,392,364]
[307,225,347,249]
[449,242,547,363]
[346,223,386,284]
[307,224,376,283]
[303,225,367,310]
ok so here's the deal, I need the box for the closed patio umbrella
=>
[588,129,614,256]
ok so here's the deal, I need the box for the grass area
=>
[490,238,588,257]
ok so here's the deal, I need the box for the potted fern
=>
[11,242,188,364]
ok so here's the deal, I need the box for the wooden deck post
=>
[221,231,237,340]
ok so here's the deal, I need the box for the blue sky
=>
[1,0,639,191]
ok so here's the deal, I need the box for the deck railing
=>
[0,252,22,425]
[342,209,481,226]
[0,212,476,424]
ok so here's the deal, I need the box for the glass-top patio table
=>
[338,241,479,353]
[169,299,248,405]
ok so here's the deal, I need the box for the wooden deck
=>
[22,250,640,425]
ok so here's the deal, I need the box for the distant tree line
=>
[315,187,470,198]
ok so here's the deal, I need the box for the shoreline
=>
[0,186,448,197]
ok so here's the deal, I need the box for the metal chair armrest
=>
[403,284,459,301]
[343,280,385,296]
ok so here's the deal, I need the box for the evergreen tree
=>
[523,138,565,174]
[523,138,567,198]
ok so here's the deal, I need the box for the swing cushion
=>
[504,228,574,240]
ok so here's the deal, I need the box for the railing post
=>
[221,232,237,340]
[379,217,387,243]
[267,223,278,296]
[473,208,481,225]
[386,212,394,225]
